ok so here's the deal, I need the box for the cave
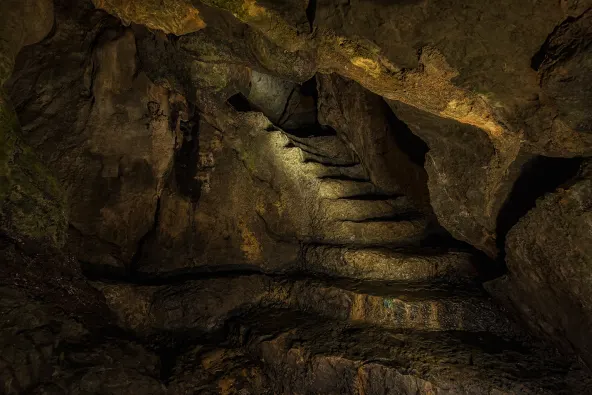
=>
[1,0,592,394]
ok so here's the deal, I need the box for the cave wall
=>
[0,0,591,387]
[487,160,592,368]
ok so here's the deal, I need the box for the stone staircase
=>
[93,114,590,393]
[98,272,588,394]
[266,128,431,247]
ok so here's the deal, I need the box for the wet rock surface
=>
[1,0,592,393]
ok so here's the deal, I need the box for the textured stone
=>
[0,0,54,83]
[169,312,590,395]
[0,0,66,247]
[0,95,68,247]
[98,274,521,339]
[3,0,592,392]
[7,7,180,266]
[387,100,529,257]
[318,73,430,207]
[92,0,206,35]
[303,246,479,284]
[486,160,592,368]
[0,243,163,395]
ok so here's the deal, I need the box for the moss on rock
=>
[0,93,68,247]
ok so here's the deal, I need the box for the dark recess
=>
[284,75,337,137]
[383,99,429,167]
[227,92,256,112]
[496,156,583,257]
[306,0,317,31]
[175,116,202,202]
[128,197,162,278]
[530,16,577,71]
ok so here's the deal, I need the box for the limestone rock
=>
[0,0,66,247]
[0,95,68,247]
[7,5,180,267]
[0,243,163,395]
[317,73,430,207]
[387,100,530,257]
[92,0,206,35]
[100,0,592,260]
[303,246,479,284]
[2,0,592,392]
[0,0,54,83]
[486,159,592,368]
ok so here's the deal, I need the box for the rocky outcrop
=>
[0,241,164,395]
[487,160,592,368]
[387,101,530,257]
[92,0,592,257]
[92,0,206,35]
[7,1,183,269]
[0,0,67,247]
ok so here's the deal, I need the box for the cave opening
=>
[496,156,584,258]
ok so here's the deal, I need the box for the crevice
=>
[531,14,582,71]
[83,265,267,286]
[128,196,162,278]
[76,264,485,299]
[495,156,583,260]
[227,92,256,112]
[382,99,429,167]
[281,75,336,137]
[302,157,359,167]
[306,0,317,32]
[175,115,202,202]
[277,86,297,125]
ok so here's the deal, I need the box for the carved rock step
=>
[302,161,368,180]
[97,275,520,339]
[303,246,479,284]
[312,218,429,246]
[286,134,356,163]
[317,195,419,221]
[170,311,586,395]
[318,178,380,199]
[298,148,360,166]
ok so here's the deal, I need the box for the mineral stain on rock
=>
[1,0,592,393]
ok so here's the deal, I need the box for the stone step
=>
[317,196,419,221]
[312,218,428,246]
[286,134,355,163]
[298,148,359,166]
[178,311,583,395]
[97,275,519,339]
[287,280,518,337]
[301,161,368,180]
[303,246,480,284]
[318,179,381,199]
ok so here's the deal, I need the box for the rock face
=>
[317,74,431,208]
[487,160,592,368]
[7,2,181,268]
[92,0,206,35]
[1,0,592,393]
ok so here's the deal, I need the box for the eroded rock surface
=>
[7,2,182,268]
[1,0,591,393]
[487,160,592,368]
